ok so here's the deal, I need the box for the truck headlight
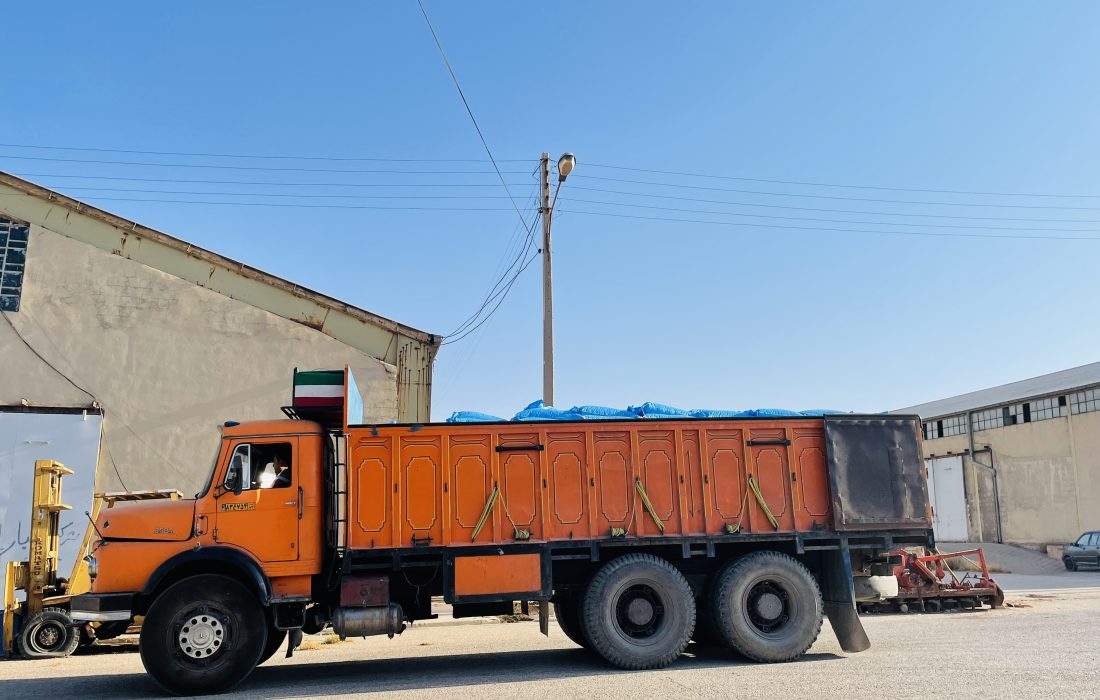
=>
[85,555,98,582]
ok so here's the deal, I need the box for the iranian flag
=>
[292,370,344,408]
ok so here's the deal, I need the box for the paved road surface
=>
[4,586,1099,699]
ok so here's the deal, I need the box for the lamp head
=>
[557,153,576,181]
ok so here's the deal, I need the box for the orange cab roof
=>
[221,419,324,438]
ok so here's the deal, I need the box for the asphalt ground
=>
[3,582,1099,699]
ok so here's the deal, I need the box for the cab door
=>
[216,439,300,562]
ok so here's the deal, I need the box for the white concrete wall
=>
[0,225,398,495]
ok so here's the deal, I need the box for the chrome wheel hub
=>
[178,613,224,659]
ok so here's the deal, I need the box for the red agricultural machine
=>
[861,547,1005,614]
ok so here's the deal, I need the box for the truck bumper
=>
[70,593,133,622]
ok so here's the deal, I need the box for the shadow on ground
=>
[2,644,843,698]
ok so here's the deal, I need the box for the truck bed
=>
[344,415,929,551]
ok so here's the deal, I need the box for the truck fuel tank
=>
[331,604,405,639]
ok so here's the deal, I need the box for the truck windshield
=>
[195,441,225,498]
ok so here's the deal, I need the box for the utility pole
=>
[539,152,554,408]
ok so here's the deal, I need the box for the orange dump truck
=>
[73,369,932,694]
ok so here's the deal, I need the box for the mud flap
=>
[538,598,549,637]
[285,629,303,658]
[819,544,871,653]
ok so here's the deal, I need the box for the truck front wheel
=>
[140,574,268,695]
[710,551,823,663]
[581,554,695,670]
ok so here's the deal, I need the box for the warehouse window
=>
[1027,396,1066,422]
[0,217,29,312]
[930,414,967,439]
[973,408,1003,431]
[1071,388,1100,415]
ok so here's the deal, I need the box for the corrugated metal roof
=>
[891,361,1100,419]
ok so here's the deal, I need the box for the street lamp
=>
[540,151,576,408]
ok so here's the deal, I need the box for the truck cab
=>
[73,419,329,690]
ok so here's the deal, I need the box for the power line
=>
[445,194,541,338]
[0,153,525,175]
[43,185,518,199]
[21,170,1100,222]
[571,174,1100,212]
[559,197,1100,233]
[1,310,128,489]
[557,208,1100,241]
[415,0,528,230]
[16,172,530,188]
[442,250,541,345]
[0,141,526,163]
[568,185,1100,224]
[584,161,1100,199]
[21,195,516,211]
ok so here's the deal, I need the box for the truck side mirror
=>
[233,480,243,497]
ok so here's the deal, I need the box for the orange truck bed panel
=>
[346,418,833,550]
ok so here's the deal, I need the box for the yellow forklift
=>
[2,460,178,658]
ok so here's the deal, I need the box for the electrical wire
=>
[13,172,531,187]
[39,186,519,199]
[444,202,541,338]
[567,185,1100,224]
[583,162,1100,199]
[0,141,526,163]
[571,175,1100,211]
[1,310,128,489]
[441,250,541,345]
[415,0,528,230]
[558,197,1100,233]
[556,208,1100,241]
[5,195,515,212]
[0,153,525,175]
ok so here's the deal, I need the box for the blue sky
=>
[3,2,1099,420]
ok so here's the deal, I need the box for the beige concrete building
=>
[893,363,1100,547]
[0,171,439,503]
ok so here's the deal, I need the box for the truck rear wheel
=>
[710,551,823,663]
[581,554,695,670]
[18,607,81,658]
[553,598,590,649]
[140,574,268,695]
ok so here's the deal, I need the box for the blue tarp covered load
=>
[447,411,504,423]
[446,400,850,422]
[570,405,637,420]
[512,400,575,421]
[629,402,693,418]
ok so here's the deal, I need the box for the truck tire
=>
[18,607,81,658]
[553,598,590,649]
[258,629,287,665]
[580,554,695,670]
[140,574,268,695]
[710,551,823,663]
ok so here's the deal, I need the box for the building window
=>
[1071,388,1100,415]
[0,217,29,312]
[931,414,967,438]
[1027,396,1065,422]
[973,408,1003,431]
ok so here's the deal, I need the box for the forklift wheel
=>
[18,607,81,658]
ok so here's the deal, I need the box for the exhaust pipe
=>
[331,604,406,639]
